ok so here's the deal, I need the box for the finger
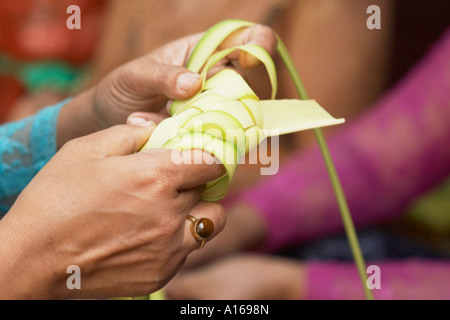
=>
[176,185,205,214]
[77,123,156,158]
[165,267,205,300]
[137,149,226,190]
[165,273,195,300]
[170,149,226,190]
[219,24,278,69]
[183,201,226,252]
[123,57,202,101]
[127,112,167,126]
[149,32,205,67]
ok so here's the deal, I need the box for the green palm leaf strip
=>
[139,19,373,300]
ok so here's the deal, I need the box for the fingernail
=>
[177,73,200,92]
[240,48,259,69]
[128,116,155,128]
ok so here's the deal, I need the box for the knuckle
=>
[119,61,141,90]
[216,203,227,224]
[139,150,178,191]
[157,65,177,92]
[131,57,167,91]
[60,138,77,152]
[61,137,88,156]
[143,167,173,193]
[253,24,278,53]
[134,168,165,193]
[109,124,135,144]
[209,203,227,233]
[159,213,183,234]
[108,124,141,153]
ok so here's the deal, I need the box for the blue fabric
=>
[0,100,69,215]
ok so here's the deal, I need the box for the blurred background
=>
[0,0,448,299]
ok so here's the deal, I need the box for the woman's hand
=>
[182,203,268,269]
[56,24,277,148]
[165,254,305,300]
[0,123,226,299]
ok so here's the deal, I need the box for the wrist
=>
[0,208,63,299]
[56,88,103,149]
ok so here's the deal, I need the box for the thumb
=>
[121,58,202,101]
[80,122,156,158]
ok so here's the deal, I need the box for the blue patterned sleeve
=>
[0,99,69,215]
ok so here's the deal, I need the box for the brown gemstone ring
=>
[186,215,215,249]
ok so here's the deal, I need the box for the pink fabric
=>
[305,259,450,300]
[225,28,450,299]
[236,27,450,252]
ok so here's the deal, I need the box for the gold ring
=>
[186,215,215,249]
